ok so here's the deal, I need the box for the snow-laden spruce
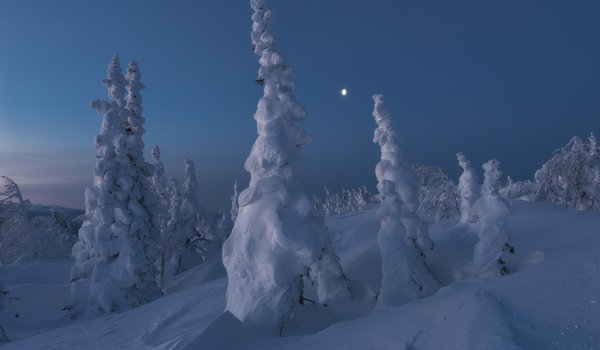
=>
[68,56,160,317]
[457,152,480,223]
[223,0,355,335]
[472,159,514,277]
[229,180,239,224]
[372,94,438,305]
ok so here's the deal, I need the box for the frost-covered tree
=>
[410,164,459,223]
[457,152,480,223]
[0,176,33,264]
[223,0,355,335]
[0,283,8,342]
[535,136,597,210]
[230,180,240,224]
[179,159,202,268]
[151,146,170,232]
[472,160,514,277]
[68,56,160,317]
[157,177,183,287]
[372,94,438,306]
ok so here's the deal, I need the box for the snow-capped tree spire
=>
[372,94,438,306]
[102,54,127,108]
[457,152,480,223]
[223,0,356,335]
[472,159,514,277]
[68,57,160,318]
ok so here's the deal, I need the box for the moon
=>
[340,88,348,96]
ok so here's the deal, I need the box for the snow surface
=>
[2,200,600,349]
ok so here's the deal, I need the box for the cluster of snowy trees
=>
[534,134,600,209]
[66,57,230,318]
[312,186,374,216]
[0,176,77,265]
[4,0,599,341]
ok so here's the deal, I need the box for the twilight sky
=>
[1,0,599,211]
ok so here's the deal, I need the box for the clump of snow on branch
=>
[222,0,357,335]
[372,94,438,306]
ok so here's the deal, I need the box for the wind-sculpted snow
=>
[2,201,600,348]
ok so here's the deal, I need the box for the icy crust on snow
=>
[223,0,355,335]
[69,56,160,317]
[372,94,438,306]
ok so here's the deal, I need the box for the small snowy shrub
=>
[410,164,459,223]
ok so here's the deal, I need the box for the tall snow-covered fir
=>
[371,94,438,306]
[222,0,354,335]
[68,56,160,317]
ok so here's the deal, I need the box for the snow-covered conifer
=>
[179,159,201,268]
[0,283,8,342]
[223,0,355,335]
[230,180,240,224]
[68,57,160,317]
[372,94,438,306]
[457,152,480,223]
[472,159,514,277]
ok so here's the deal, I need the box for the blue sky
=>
[1,0,599,211]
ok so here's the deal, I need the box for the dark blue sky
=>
[1,0,599,211]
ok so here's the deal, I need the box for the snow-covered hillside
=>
[1,200,599,349]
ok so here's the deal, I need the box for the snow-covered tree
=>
[410,164,459,223]
[372,94,438,306]
[456,152,480,223]
[535,136,597,210]
[68,56,160,317]
[472,159,514,277]
[223,0,355,335]
[0,283,8,342]
[151,146,170,232]
[179,159,202,268]
[0,176,33,264]
[230,179,240,224]
[158,177,183,287]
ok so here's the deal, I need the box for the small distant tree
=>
[230,180,240,224]
[0,283,9,342]
[456,152,480,223]
[372,94,438,306]
[472,159,514,277]
[410,164,459,223]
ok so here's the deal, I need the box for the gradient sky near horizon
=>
[1,0,599,211]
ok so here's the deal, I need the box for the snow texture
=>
[69,56,160,317]
[372,94,438,306]
[222,0,354,335]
